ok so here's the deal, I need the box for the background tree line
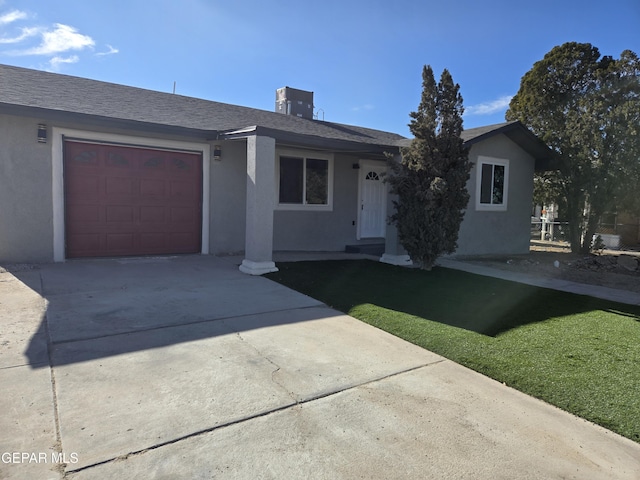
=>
[507,42,640,253]
[389,42,639,267]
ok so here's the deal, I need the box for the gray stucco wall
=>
[208,139,247,255]
[1,110,371,261]
[454,134,535,256]
[1,111,244,263]
[0,114,54,263]
[1,110,536,263]
[273,154,384,251]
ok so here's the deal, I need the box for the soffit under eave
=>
[221,126,400,157]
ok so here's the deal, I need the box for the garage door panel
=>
[140,179,166,196]
[139,206,166,223]
[67,205,100,223]
[142,156,166,169]
[67,234,101,253]
[106,151,133,169]
[169,232,198,251]
[139,233,167,249]
[66,175,100,197]
[105,176,135,196]
[169,157,196,173]
[64,141,202,258]
[170,180,197,198]
[106,233,135,251]
[105,205,134,223]
[171,207,197,223]
[67,145,99,167]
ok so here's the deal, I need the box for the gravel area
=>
[459,242,640,294]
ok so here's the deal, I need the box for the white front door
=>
[358,163,387,238]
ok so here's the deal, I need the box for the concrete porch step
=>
[345,243,385,256]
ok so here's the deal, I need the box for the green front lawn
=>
[266,260,640,443]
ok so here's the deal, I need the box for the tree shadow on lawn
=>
[267,260,640,336]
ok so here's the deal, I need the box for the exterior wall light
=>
[37,124,47,143]
[213,145,222,161]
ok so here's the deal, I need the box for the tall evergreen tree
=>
[386,66,471,270]
[507,43,640,253]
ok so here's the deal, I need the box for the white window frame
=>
[275,148,334,211]
[475,156,509,211]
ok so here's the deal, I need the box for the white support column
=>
[52,128,65,262]
[239,135,279,275]
[380,154,412,267]
[380,223,413,266]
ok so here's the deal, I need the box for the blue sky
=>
[1,0,638,136]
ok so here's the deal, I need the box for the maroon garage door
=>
[64,141,202,258]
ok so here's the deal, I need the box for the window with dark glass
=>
[480,163,505,205]
[279,156,304,203]
[480,164,493,204]
[305,158,328,204]
[492,164,505,204]
[279,156,328,205]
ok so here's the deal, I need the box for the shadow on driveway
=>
[12,255,330,369]
[5,255,443,474]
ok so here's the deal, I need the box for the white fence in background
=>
[531,217,639,250]
[531,217,568,242]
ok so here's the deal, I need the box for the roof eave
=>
[1,103,400,156]
[398,122,556,172]
[0,103,218,140]
[222,126,400,156]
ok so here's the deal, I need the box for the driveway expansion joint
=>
[62,360,442,476]
[42,303,66,477]
[0,361,50,370]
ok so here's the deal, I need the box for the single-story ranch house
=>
[0,64,552,274]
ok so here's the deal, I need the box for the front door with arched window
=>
[358,162,387,238]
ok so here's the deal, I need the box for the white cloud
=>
[1,9,117,71]
[0,26,38,44]
[465,95,513,116]
[96,44,118,56]
[22,23,94,55]
[48,54,79,71]
[0,9,26,24]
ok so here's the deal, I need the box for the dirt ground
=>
[460,241,640,294]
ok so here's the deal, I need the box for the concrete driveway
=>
[1,255,639,479]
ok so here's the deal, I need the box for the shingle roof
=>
[463,121,555,169]
[396,121,536,146]
[0,64,554,167]
[396,121,554,170]
[0,63,405,151]
[461,121,529,144]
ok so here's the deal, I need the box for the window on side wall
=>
[476,157,509,211]
[277,152,333,211]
